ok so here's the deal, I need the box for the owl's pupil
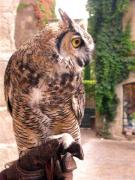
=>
[75,39,80,45]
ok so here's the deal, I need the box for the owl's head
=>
[56,9,94,69]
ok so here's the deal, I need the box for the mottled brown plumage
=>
[4,9,94,154]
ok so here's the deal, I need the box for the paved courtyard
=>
[0,109,135,179]
[74,129,135,180]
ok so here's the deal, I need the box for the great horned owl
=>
[4,9,94,155]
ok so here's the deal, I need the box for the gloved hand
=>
[0,138,84,180]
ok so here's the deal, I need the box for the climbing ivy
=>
[84,65,90,80]
[35,0,56,27]
[83,80,96,98]
[87,0,135,122]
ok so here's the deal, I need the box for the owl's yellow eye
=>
[71,37,82,48]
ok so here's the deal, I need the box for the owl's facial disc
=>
[57,9,94,68]
[71,33,94,68]
[56,31,94,68]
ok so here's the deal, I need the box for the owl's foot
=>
[47,133,84,160]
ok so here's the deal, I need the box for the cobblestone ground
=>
[1,109,135,180]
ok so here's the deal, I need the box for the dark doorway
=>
[123,83,135,134]
[81,108,95,128]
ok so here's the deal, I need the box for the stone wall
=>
[0,0,18,52]
[0,0,19,106]
[0,0,40,106]
[0,1,18,169]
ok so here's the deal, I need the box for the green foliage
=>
[17,2,30,11]
[84,65,90,80]
[84,60,96,80]
[131,112,135,120]
[100,121,112,139]
[83,80,96,97]
[128,56,135,70]
[87,0,135,123]
[128,65,135,71]
[35,0,56,25]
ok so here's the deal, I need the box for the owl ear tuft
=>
[58,9,73,28]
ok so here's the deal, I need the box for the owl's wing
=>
[71,83,85,125]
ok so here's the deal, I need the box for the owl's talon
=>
[66,142,84,160]
[47,133,84,160]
